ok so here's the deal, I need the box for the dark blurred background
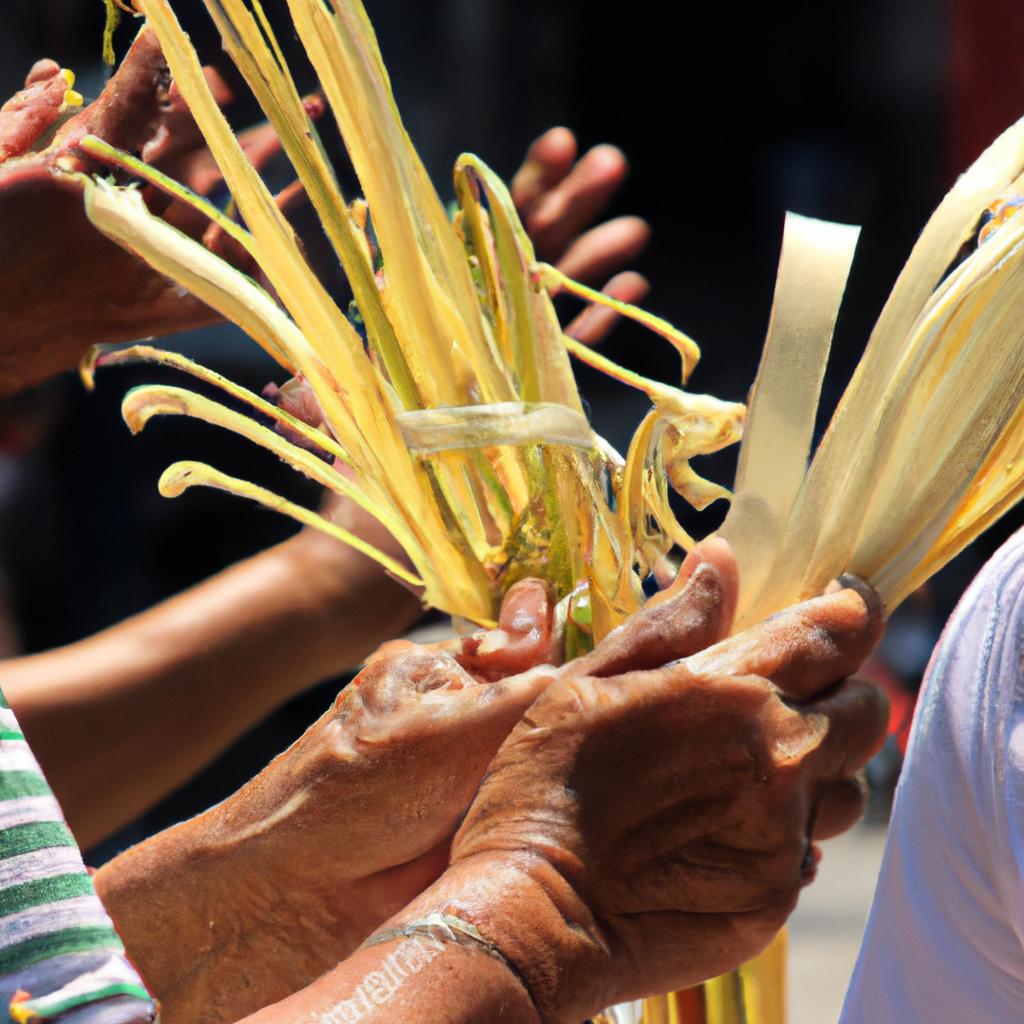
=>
[0,0,1020,854]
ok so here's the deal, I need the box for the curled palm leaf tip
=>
[74,2,1024,1023]
[79,0,1024,649]
[79,0,744,636]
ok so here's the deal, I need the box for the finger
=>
[525,144,629,262]
[570,536,738,677]
[172,94,324,201]
[144,67,236,169]
[648,536,737,623]
[511,126,577,214]
[813,774,868,840]
[56,28,167,158]
[684,584,884,700]
[564,271,649,347]
[0,66,68,161]
[237,121,285,172]
[458,579,556,680]
[236,94,326,173]
[800,676,890,781]
[608,899,797,1000]
[202,176,297,293]
[195,178,307,274]
[196,211,252,270]
[555,215,651,285]
[205,68,236,108]
[348,645,553,750]
[478,663,559,726]
[167,67,235,114]
[273,176,308,219]
[25,60,61,88]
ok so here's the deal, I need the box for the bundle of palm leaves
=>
[81,0,744,648]
[78,1,1024,1021]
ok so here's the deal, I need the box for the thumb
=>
[54,27,167,159]
[0,61,67,162]
[569,536,738,677]
[458,579,556,680]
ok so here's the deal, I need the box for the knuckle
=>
[773,712,829,772]
[746,841,805,906]
[557,674,609,715]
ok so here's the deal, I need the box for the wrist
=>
[240,932,541,1024]
[96,809,369,1024]
[94,814,229,998]
[374,853,613,1023]
[280,530,424,673]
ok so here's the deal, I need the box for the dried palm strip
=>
[159,462,422,586]
[719,213,859,605]
[727,119,1024,629]
[83,5,742,631]
[135,2,482,615]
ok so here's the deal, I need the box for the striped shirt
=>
[0,690,153,1023]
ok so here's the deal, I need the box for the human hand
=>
[512,126,651,345]
[381,541,888,1023]
[94,546,733,1023]
[0,27,305,394]
[94,578,553,1023]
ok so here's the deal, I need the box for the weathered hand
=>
[95,545,734,1024]
[0,26,304,394]
[512,126,651,345]
[94,579,553,1023]
[385,541,888,1023]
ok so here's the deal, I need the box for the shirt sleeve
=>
[0,688,154,1023]
[841,528,1024,1023]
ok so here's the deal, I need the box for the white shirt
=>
[841,528,1024,1022]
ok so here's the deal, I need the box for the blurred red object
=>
[951,0,1024,170]
[861,654,916,756]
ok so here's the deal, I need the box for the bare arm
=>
[0,38,648,850]
[4,531,420,849]
[233,932,540,1024]
[116,549,885,1024]
[92,548,887,1024]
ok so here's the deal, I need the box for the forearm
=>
[3,532,421,847]
[94,807,372,1024]
[94,826,579,1024]
[234,937,540,1024]
[234,854,600,1024]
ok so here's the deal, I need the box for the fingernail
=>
[302,94,326,119]
[836,573,880,614]
[799,843,821,886]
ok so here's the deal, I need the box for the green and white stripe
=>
[0,689,153,1022]
[7,956,151,1021]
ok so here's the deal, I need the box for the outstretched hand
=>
[0,27,303,394]
[0,24,648,393]
[512,126,651,345]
